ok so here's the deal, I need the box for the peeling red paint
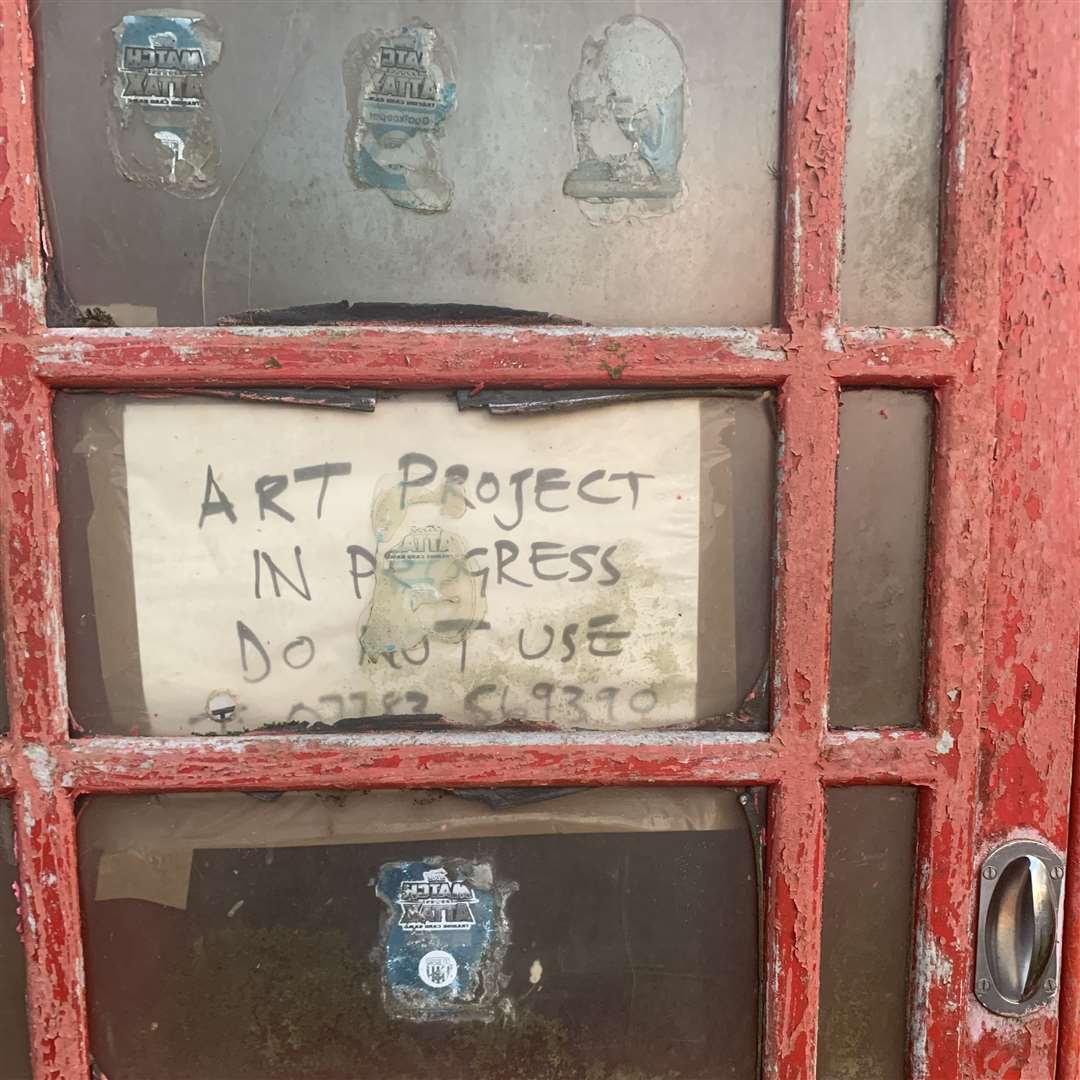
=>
[762,5,850,1075]
[970,3,1080,1079]
[0,1,42,336]
[0,1,1073,1079]
[23,324,963,390]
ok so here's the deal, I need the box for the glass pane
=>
[34,1,782,328]
[818,786,917,1080]
[830,390,931,729]
[840,0,946,326]
[0,801,31,1080]
[79,786,762,1080]
[55,390,774,736]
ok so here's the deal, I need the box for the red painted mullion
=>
[765,0,847,1072]
[61,735,783,793]
[0,347,89,1078]
[0,365,68,745]
[902,3,1013,1077]
[779,0,847,333]
[829,328,970,385]
[822,730,942,786]
[763,373,839,1080]
[0,3,89,1076]
[0,0,43,336]
[54,728,949,794]
[937,0,1012,335]
[8,750,88,1079]
[32,326,792,389]
[29,324,967,389]
[904,376,996,1080]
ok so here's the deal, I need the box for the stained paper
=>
[117,394,734,733]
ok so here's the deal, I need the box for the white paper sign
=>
[122,394,722,732]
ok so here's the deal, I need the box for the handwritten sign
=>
[118,394,734,733]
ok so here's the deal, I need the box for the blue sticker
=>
[375,859,510,1021]
[117,14,211,110]
[109,10,223,197]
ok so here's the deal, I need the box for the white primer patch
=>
[78,729,772,754]
[23,743,56,796]
[909,929,954,1080]
[788,188,802,299]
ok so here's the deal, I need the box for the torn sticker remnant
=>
[376,860,511,1021]
[344,21,457,213]
[563,16,688,224]
[108,10,223,197]
[359,469,487,660]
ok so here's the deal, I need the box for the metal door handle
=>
[975,839,1063,1016]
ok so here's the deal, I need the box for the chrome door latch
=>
[975,839,1064,1016]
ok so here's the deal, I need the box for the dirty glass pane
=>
[840,0,946,326]
[830,390,931,729]
[33,1,782,328]
[0,801,31,1080]
[79,786,763,1080]
[55,390,774,736]
[818,786,917,1080]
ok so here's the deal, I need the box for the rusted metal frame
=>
[973,2,1079,1077]
[909,3,1012,1079]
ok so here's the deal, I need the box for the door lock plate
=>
[975,838,1064,1017]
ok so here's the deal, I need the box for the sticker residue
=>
[344,21,457,213]
[108,9,223,197]
[563,15,688,224]
[360,469,487,659]
[375,859,512,1021]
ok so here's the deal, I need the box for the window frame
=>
[0,2,1077,1079]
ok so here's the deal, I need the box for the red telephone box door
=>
[0,3,1076,1080]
